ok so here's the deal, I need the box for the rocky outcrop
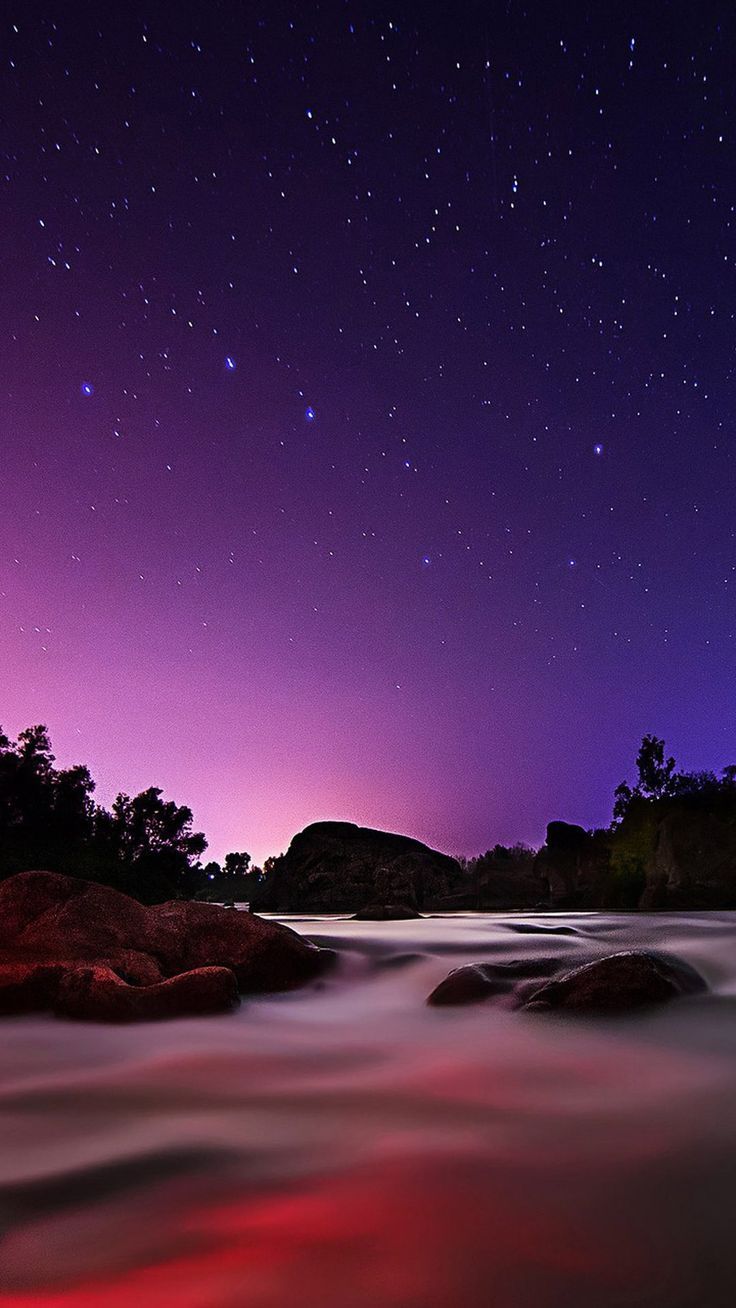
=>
[534,803,736,911]
[522,950,707,1015]
[0,870,330,1020]
[256,822,463,913]
[534,822,610,908]
[640,807,736,909]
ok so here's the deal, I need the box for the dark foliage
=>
[3,722,735,911]
[458,843,540,909]
[0,725,251,904]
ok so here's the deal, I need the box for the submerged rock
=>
[427,955,575,1007]
[427,963,514,1006]
[506,922,579,936]
[375,951,427,970]
[0,870,330,1021]
[352,903,422,920]
[522,950,707,1015]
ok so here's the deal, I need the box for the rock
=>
[639,806,736,910]
[352,903,422,920]
[100,951,165,986]
[0,869,92,938]
[4,873,153,959]
[533,822,610,909]
[506,922,579,936]
[54,964,239,1022]
[0,950,164,1016]
[148,899,330,991]
[0,962,66,1014]
[375,951,427,971]
[0,871,330,1020]
[426,955,571,1007]
[427,963,514,1006]
[522,950,707,1015]
[255,821,462,913]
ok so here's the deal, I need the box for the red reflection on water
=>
[0,1155,649,1308]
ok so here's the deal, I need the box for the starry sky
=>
[2,1,734,865]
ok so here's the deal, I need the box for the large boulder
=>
[256,821,463,913]
[149,899,329,991]
[522,950,707,1015]
[0,870,329,1020]
[4,873,154,959]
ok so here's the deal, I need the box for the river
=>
[1,911,735,1306]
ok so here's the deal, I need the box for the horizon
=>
[0,712,730,866]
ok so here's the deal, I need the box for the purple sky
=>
[2,3,734,863]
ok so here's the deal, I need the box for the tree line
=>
[2,722,733,906]
[0,724,260,903]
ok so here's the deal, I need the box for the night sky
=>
[2,2,734,864]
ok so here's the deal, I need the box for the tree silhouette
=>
[614,734,679,820]
[224,851,251,877]
[0,724,216,902]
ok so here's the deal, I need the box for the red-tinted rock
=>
[0,871,330,1020]
[0,961,65,1014]
[54,964,239,1022]
[3,872,153,959]
[0,950,163,1016]
[0,869,89,938]
[99,950,164,986]
[148,900,329,990]
[523,950,707,1015]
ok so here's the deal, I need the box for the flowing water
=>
[1,912,735,1307]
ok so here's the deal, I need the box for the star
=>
[305,405,315,421]
[224,356,236,371]
[80,382,94,396]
